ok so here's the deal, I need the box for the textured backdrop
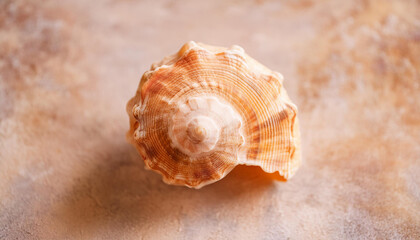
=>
[0,0,419,239]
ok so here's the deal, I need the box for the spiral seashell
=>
[127,41,301,188]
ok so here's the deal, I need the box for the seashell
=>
[126,41,301,188]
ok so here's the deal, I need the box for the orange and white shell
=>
[127,41,301,188]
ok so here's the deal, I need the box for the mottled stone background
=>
[0,0,419,239]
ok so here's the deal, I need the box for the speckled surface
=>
[0,0,419,239]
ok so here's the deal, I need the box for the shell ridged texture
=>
[127,41,301,188]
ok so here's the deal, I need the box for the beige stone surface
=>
[0,0,419,239]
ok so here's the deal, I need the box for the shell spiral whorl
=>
[168,96,244,157]
[127,41,301,188]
